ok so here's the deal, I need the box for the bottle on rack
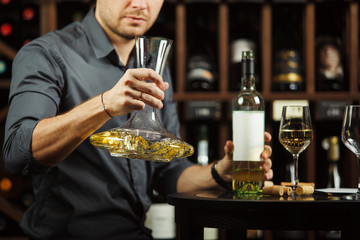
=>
[186,4,216,92]
[186,51,215,92]
[230,39,256,91]
[316,36,344,91]
[197,124,209,166]
[232,51,265,194]
[272,4,303,92]
[322,136,341,188]
[272,49,303,91]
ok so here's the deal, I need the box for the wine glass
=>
[279,106,313,189]
[341,105,360,195]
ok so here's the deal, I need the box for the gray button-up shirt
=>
[3,9,193,239]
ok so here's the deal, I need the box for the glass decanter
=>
[90,36,194,162]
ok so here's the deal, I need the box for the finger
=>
[122,86,163,110]
[261,145,272,159]
[129,68,167,89]
[122,85,146,100]
[139,91,164,109]
[224,140,234,158]
[265,131,272,142]
[262,158,272,172]
[264,169,273,180]
[125,79,165,101]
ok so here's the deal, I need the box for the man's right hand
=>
[102,68,169,117]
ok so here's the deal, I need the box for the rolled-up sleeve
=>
[3,41,63,175]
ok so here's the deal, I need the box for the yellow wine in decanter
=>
[90,129,194,162]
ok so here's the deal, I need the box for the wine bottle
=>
[197,124,209,166]
[272,49,303,91]
[272,4,303,92]
[186,3,217,92]
[322,136,341,188]
[186,53,215,92]
[316,36,344,91]
[232,51,265,194]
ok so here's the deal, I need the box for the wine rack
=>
[0,0,359,239]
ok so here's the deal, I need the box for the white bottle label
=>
[145,203,175,239]
[232,111,264,161]
[204,228,219,240]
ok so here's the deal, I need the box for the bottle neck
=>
[241,58,256,90]
[241,73,256,90]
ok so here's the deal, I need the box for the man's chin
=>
[118,31,147,39]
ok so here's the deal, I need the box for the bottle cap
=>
[241,51,255,74]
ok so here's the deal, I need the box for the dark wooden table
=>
[168,190,360,240]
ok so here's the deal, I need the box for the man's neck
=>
[111,37,135,66]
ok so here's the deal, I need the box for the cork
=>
[283,186,293,196]
[264,181,274,187]
[262,186,284,196]
[281,182,315,188]
[295,185,314,196]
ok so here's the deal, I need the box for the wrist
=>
[211,161,231,190]
[101,92,113,118]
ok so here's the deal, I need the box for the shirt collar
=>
[82,9,116,59]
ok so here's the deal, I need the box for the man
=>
[3,0,273,239]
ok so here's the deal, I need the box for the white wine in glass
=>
[341,105,360,195]
[279,106,313,189]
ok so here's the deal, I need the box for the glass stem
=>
[293,154,299,188]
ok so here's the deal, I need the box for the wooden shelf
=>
[174,91,360,102]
